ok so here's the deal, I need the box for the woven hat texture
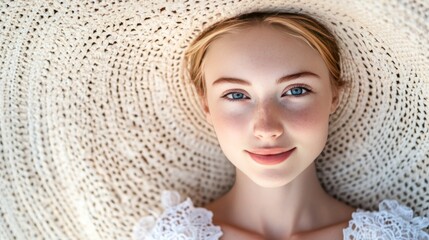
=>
[1,0,428,239]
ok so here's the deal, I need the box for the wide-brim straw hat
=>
[1,0,428,239]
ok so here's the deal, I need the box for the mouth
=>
[246,148,296,165]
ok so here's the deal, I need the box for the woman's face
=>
[201,24,338,188]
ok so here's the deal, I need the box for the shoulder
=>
[343,199,429,240]
[132,190,223,240]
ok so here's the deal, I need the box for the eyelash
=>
[223,92,252,102]
[285,85,311,96]
[222,85,312,102]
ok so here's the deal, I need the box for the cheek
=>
[211,104,249,136]
[283,99,331,140]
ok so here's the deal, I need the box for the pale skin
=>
[199,24,356,239]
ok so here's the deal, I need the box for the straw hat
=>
[1,0,428,239]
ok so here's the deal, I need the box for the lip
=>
[246,148,296,165]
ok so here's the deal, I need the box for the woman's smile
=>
[246,147,296,166]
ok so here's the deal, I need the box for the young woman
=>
[133,11,429,240]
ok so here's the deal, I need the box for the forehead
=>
[202,24,328,84]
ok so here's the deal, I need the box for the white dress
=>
[133,190,429,240]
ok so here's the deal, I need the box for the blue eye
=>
[284,87,309,96]
[223,92,248,101]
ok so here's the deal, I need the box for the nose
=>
[253,102,284,140]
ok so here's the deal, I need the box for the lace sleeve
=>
[343,199,429,240]
[132,190,223,240]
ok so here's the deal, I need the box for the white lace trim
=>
[132,190,223,240]
[343,199,429,240]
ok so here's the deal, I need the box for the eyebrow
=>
[211,71,319,86]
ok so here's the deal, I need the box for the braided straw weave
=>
[1,0,428,239]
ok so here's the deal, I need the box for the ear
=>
[330,88,340,114]
[199,95,213,125]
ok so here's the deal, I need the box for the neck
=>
[217,163,335,238]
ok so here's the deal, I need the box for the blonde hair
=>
[184,11,346,98]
